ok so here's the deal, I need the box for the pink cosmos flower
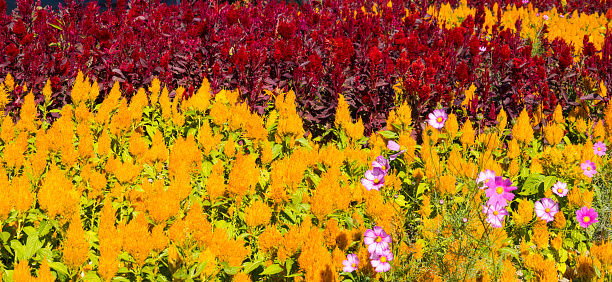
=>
[427,109,448,129]
[521,0,529,4]
[594,141,607,157]
[387,140,405,160]
[534,198,559,222]
[479,46,487,52]
[370,248,393,272]
[581,160,597,178]
[576,206,599,228]
[476,169,496,190]
[372,156,390,175]
[364,226,391,255]
[543,15,549,20]
[484,176,517,207]
[482,203,508,228]
[552,181,568,197]
[342,254,359,273]
[361,167,385,191]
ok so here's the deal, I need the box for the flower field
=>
[0,0,612,281]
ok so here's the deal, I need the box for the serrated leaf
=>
[26,235,43,259]
[271,144,283,160]
[518,173,545,196]
[542,176,557,191]
[260,264,284,275]
[48,261,70,277]
[498,247,519,259]
[559,248,568,262]
[242,260,264,274]
[11,240,29,260]
[378,130,399,139]
[82,271,102,282]
[294,138,312,149]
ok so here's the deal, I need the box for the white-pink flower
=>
[427,109,448,129]
[364,226,392,255]
[535,198,559,222]
[482,203,508,228]
[594,141,607,157]
[370,249,393,272]
[552,181,568,197]
[476,169,496,190]
[342,254,359,273]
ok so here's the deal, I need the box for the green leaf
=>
[271,144,283,160]
[11,240,29,260]
[559,248,568,262]
[82,271,102,282]
[594,263,602,278]
[23,226,38,236]
[542,176,557,191]
[518,173,545,196]
[294,138,312,149]
[38,221,53,237]
[260,264,284,276]
[498,247,519,260]
[48,23,63,30]
[285,258,294,275]
[242,260,264,274]
[394,194,408,207]
[416,182,429,198]
[26,235,43,259]
[48,261,70,277]
[221,262,241,275]
[378,130,399,139]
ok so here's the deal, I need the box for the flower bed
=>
[0,0,612,281]
[0,73,611,281]
[0,0,610,136]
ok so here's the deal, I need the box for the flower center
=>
[380,256,387,263]
[376,236,382,243]
[558,188,563,194]
[381,166,386,171]
[598,147,602,151]
[374,178,379,184]
[587,167,591,171]
[437,117,443,123]
[545,208,550,213]
[351,263,356,268]
[584,216,591,223]
[493,211,499,216]
[496,187,504,194]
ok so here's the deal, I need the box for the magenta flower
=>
[364,226,391,255]
[543,15,549,20]
[372,156,390,175]
[387,140,406,160]
[484,176,517,207]
[594,141,607,157]
[534,198,559,222]
[427,109,448,129]
[370,249,393,272]
[479,46,487,52]
[576,206,599,228]
[552,181,568,197]
[521,0,529,4]
[482,203,508,228]
[361,167,385,191]
[581,160,597,178]
[476,169,496,190]
[342,254,359,273]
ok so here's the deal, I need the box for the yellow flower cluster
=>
[429,0,608,55]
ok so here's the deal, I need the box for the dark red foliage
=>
[0,0,608,138]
